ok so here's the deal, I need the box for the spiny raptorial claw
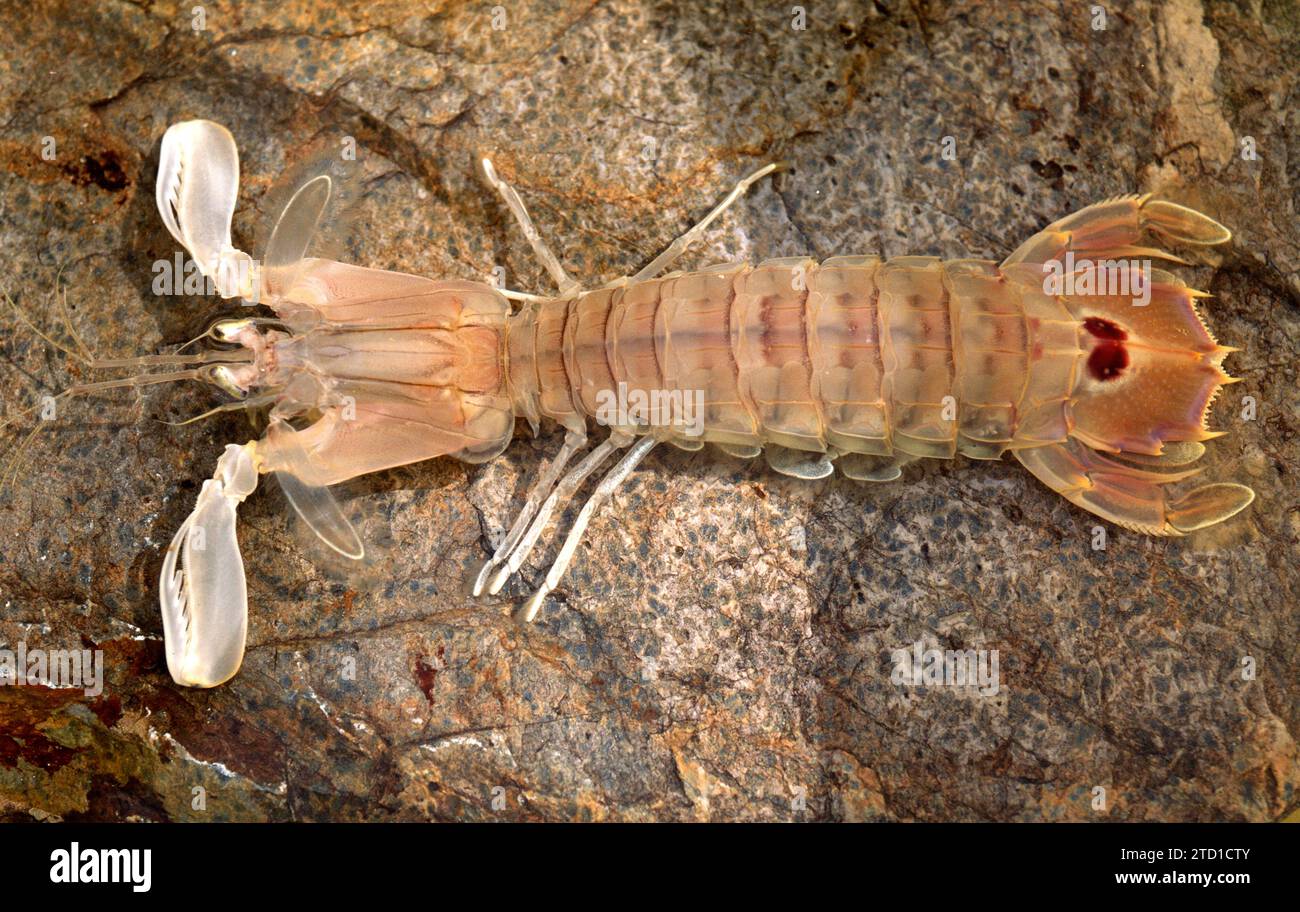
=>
[160,442,259,687]
[156,119,256,299]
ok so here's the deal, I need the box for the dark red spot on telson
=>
[1084,317,1129,381]
[1088,343,1128,380]
[1084,316,1127,340]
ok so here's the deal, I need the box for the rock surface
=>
[0,0,1296,821]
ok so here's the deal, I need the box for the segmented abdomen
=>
[518,257,1079,480]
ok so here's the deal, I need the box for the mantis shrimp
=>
[6,120,1254,688]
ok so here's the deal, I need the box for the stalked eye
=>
[209,365,249,398]
[1084,317,1129,381]
[212,318,256,342]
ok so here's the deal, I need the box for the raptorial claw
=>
[160,442,260,687]
[156,119,257,300]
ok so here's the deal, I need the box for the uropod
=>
[3,121,1254,687]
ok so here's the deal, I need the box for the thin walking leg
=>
[486,431,632,596]
[519,435,658,622]
[479,157,579,295]
[631,161,787,282]
[473,428,585,596]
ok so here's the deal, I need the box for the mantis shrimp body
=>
[13,120,1254,687]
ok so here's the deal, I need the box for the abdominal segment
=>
[518,256,1083,476]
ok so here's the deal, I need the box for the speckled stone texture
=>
[0,0,1296,822]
